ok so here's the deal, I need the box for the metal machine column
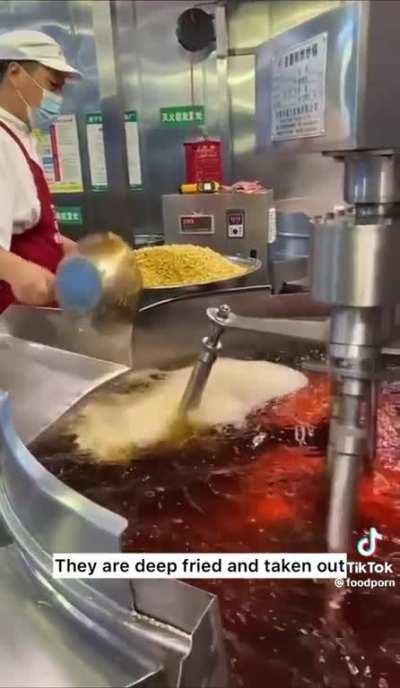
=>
[311,152,400,551]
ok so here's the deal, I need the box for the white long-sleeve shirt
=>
[0,106,41,250]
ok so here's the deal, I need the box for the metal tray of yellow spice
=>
[139,253,262,295]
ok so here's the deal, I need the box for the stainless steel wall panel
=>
[0,0,231,239]
[0,1,230,242]
[0,0,106,237]
[269,0,342,37]
[215,3,234,182]
[228,44,343,215]
[0,0,360,237]
[114,1,231,235]
[92,0,133,242]
[227,1,346,216]
[113,0,149,242]
[228,54,255,160]
[227,0,342,51]
[228,0,271,50]
[256,1,400,153]
[255,3,360,153]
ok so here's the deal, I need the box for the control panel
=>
[226,210,245,238]
[179,214,215,234]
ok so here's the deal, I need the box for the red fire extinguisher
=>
[184,138,223,184]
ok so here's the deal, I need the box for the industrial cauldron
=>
[0,288,399,688]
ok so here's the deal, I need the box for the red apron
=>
[0,121,64,313]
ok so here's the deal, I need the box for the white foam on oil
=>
[73,358,308,462]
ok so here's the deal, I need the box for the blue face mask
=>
[29,89,63,129]
[16,70,63,129]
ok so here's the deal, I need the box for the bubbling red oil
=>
[36,373,400,688]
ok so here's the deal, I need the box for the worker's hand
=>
[61,235,78,256]
[9,260,55,306]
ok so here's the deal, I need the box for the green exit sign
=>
[124,110,138,123]
[56,206,83,225]
[160,105,205,127]
[86,113,102,125]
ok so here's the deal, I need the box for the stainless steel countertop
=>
[0,331,128,445]
[0,544,161,688]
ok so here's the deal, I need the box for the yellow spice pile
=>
[134,244,246,287]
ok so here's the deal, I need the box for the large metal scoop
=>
[55,232,143,317]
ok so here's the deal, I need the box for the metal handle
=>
[179,305,230,415]
[206,307,329,343]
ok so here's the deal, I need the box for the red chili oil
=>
[35,373,400,688]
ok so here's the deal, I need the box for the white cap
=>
[0,30,81,78]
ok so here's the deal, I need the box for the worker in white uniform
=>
[0,30,81,312]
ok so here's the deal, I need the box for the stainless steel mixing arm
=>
[180,306,329,415]
[179,305,230,415]
[207,307,329,342]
